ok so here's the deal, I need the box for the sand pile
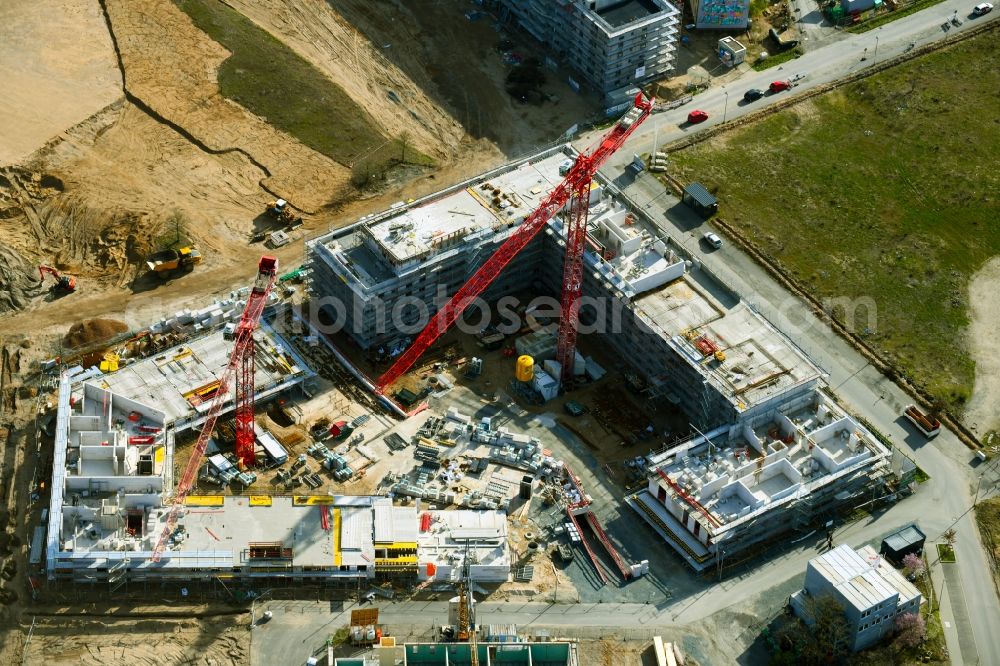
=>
[63,318,128,349]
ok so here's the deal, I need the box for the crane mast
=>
[151,255,279,561]
[376,93,653,392]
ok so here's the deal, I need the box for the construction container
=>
[515,355,534,382]
[519,475,533,500]
[532,369,559,402]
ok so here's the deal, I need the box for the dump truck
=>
[903,404,941,438]
[146,247,202,277]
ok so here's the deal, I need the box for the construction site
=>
[10,84,908,660]
[0,1,961,665]
[25,91,908,600]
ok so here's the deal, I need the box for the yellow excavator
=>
[146,246,202,278]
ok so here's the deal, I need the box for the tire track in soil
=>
[93,0,308,213]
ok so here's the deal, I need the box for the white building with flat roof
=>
[790,544,922,651]
[417,509,511,582]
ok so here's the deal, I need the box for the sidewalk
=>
[928,543,980,665]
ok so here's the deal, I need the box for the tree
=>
[781,595,852,663]
[943,528,957,547]
[901,552,926,579]
[157,209,189,249]
[398,131,411,164]
[893,612,925,648]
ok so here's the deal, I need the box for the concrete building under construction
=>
[629,391,892,572]
[307,145,822,431]
[43,321,512,585]
[498,0,680,95]
[307,144,896,572]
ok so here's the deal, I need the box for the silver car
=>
[703,232,723,249]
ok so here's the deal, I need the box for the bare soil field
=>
[332,0,599,156]
[16,613,249,666]
[965,256,1000,436]
[103,0,351,213]
[0,0,121,166]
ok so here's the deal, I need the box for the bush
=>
[894,612,925,648]
[901,552,926,579]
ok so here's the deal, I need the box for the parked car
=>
[743,88,764,102]
[769,80,791,93]
[972,2,993,14]
[687,109,709,124]
[703,232,723,249]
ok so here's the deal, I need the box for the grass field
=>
[975,497,1000,592]
[670,31,1000,415]
[176,0,414,168]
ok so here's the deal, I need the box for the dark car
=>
[743,88,764,102]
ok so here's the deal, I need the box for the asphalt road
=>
[588,0,998,171]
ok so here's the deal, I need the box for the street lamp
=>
[722,90,730,124]
[873,34,880,59]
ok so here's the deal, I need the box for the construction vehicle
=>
[146,246,202,278]
[38,265,76,295]
[267,199,303,229]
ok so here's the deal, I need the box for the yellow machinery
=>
[515,355,534,382]
[147,246,202,277]
[99,351,119,373]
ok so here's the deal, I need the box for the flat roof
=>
[361,151,569,264]
[92,323,311,428]
[684,182,717,207]
[636,276,820,407]
[882,524,926,552]
[418,509,509,568]
[596,0,663,27]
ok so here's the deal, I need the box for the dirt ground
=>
[331,0,599,156]
[220,0,466,162]
[17,613,249,666]
[0,0,121,166]
[965,256,1000,437]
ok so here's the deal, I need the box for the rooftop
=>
[417,509,510,576]
[810,544,921,612]
[594,0,663,27]
[361,151,569,265]
[635,276,820,408]
[92,323,311,429]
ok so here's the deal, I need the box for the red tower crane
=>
[152,255,278,561]
[377,93,653,392]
